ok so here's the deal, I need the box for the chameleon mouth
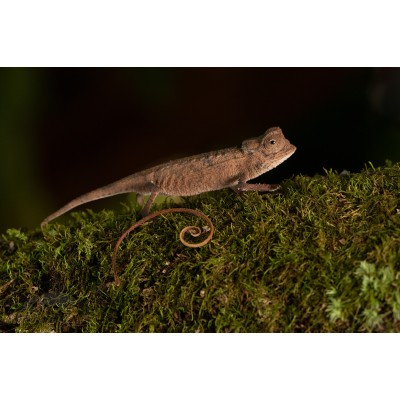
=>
[279,143,296,161]
[266,144,296,171]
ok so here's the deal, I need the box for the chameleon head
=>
[242,126,296,161]
[259,127,296,171]
[262,126,296,156]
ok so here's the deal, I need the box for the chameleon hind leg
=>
[140,191,159,217]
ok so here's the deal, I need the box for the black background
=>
[1,68,400,231]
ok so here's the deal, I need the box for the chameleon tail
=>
[40,175,150,229]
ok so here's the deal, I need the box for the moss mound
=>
[2,162,400,332]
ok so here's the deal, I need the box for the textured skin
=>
[41,127,296,227]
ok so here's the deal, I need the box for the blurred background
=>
[1,68,400,231]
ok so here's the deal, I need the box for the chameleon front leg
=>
[231,182,281,193]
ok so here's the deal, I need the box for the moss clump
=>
[1,162,400,332]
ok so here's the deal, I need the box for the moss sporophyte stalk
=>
[2,162,400,332]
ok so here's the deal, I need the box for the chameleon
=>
[41,126,296,229]
[42,126,296,285]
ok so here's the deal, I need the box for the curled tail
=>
[41,174,149,229]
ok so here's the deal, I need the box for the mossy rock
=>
[2,162,400,332]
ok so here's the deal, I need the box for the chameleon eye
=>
[270,140,276,145]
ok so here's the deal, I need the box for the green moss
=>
[2,161,400,332]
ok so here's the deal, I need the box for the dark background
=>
[1,68,400,231]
